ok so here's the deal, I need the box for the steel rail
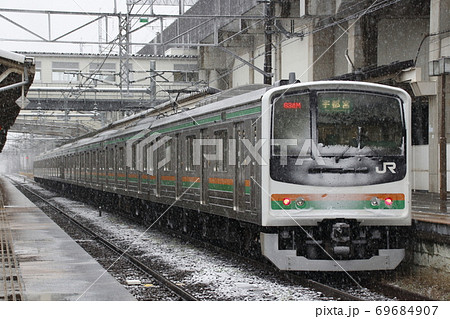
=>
[164,228,365,301]
[166,226,435,301]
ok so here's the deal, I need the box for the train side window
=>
[93,151,97,170]
[213,130,228,172]
[131,144,137,170]
[162,138,173,172]
[86,152,91,171]
[108,147,114,170]
[186,135,195,171]
[143,144,149,173]
[118,147,125,171]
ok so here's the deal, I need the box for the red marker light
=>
[282,198,291,206]
[384,198,393,206]
[283,102,301,109]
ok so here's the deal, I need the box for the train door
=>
[234,122,246,215]
[200,128,209,206]
[175,133,182,199]
[146,138,158,198]
[179,131,201,208]
[60,156,65,179]
[87,151,91,183]
[105,147,111,186]
[154,136,163,198]
[91,151,95,183]
[117,146,125,188]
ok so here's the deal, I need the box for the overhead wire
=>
[414,29,450,66]
[38,0,408,124]
[201,0,405,89]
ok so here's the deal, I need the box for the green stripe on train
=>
[182,181,201,189]
[161,180,176,186]
[209,183,233,192]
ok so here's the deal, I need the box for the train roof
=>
[39,84,271,157]
[150,84,270,129]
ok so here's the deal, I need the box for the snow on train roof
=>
[39,84,270,157]
[150,84,270,129]
[84,84,269,141]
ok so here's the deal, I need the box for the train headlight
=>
[384,197,394,206]
[282,198,291,206]
[295,197,306,208]
[370,197,380,207]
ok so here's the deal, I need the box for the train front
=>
[260,81,411,271]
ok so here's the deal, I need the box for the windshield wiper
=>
[335,146,351,163]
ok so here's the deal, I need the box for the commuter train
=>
[34,81,411,271]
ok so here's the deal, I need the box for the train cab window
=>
[272,92,310,156]
[213,130,228,172]
[316,92,404,157]
[270,89,406,187]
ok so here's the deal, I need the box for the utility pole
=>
[264,0,274,85]
[118,9,131,100]
[440,73,447,212]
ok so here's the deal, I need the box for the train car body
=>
[34,81,411,271]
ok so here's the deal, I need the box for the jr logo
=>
[375,162,396,174]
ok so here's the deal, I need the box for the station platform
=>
[412,191,450,237]
[0,175,135,301]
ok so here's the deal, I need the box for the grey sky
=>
[0,0,180,53]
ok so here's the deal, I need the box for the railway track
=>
[11,176,435,301]
[147,207,437,301]
[163,226,368,301]
[10,179,198,301]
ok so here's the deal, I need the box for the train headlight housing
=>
[282,198,291,206]
[370,197,380,207]
[384,197,394,206]
[295,197,306,208]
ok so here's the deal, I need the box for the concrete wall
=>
[412,144,450,191]
[413,219,450,274]
[412,145,430,191]
[414,241,450,273]
[377,18,429,67]
[281,32,312,82]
